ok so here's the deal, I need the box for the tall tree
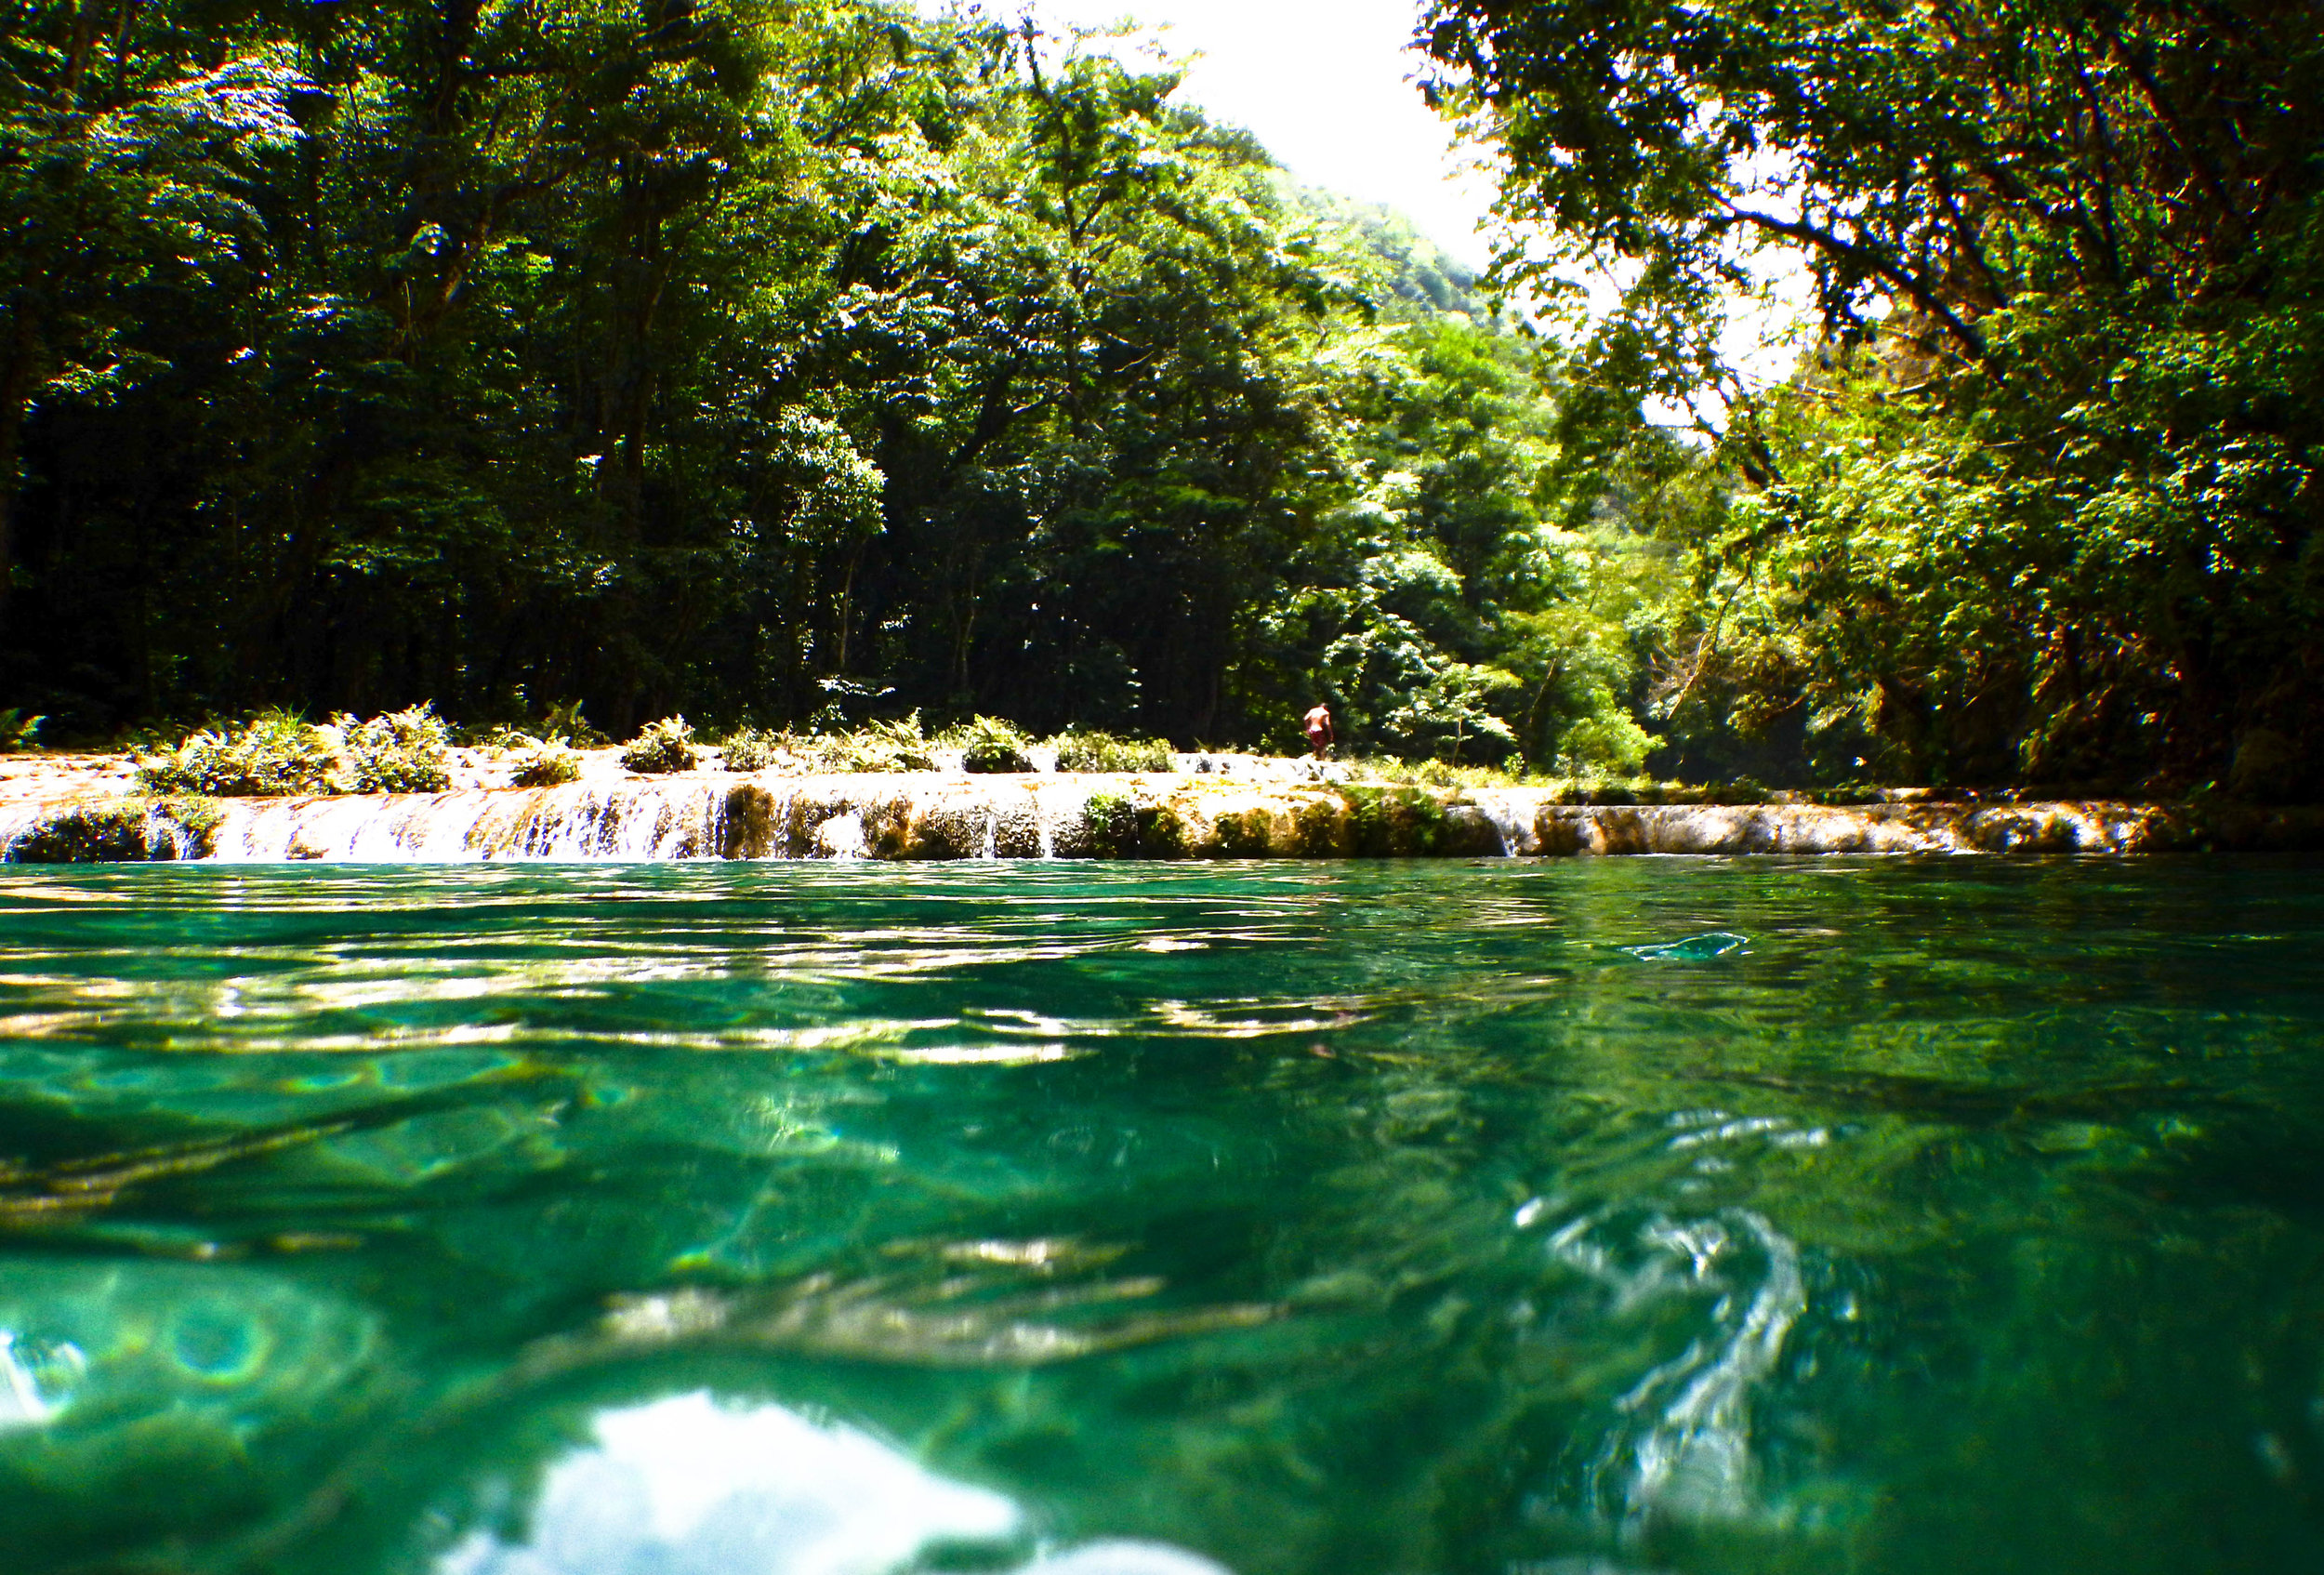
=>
[0,0,306,636]
[1424,0,2324,789]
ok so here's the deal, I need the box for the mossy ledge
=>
[5,774,2323,863]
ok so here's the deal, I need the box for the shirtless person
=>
[1302,703,1335,760]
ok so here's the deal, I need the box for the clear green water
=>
[3,859,2322,1575]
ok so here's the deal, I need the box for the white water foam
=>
[203,781,740,864]
[1544,1204,1807,1527]
[436,1391,1231,1575]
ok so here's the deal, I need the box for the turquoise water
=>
[2,858,2321,1574]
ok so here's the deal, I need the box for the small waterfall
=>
[1470,789,1536,856]
[815,811,868,859]
[197,780,739,863]
[0,804,44,854]
[764,785,797,860]
[0,777,2212,865]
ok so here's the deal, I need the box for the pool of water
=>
[2,858,2321,1574]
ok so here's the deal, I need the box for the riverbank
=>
[3,750,2319,861]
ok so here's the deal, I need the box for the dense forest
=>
[3,0,2317,793]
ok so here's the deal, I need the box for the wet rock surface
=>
[4,761,2322,863]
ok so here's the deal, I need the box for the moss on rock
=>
[8,803,153,863]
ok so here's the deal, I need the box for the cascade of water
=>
[1469,790,1536,856]
[0,805,44,854]
[531,788,617,858]
[979,806,997,861]
[212,799,294,861]
[816,810,868,859]
[768,786,796,859]
[180,781,740,864]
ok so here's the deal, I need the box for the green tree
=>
[1424,0,2324,790]
[0,0,308,633]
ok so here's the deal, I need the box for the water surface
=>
[2,858,2321,1574]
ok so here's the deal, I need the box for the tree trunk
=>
[0,337,33,642]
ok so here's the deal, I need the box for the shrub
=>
[720,727,784,772]
[621,716,698,774]
[134,711,337,797]
[149,796,224,857]
[1050,728,1174,773]
[8,804,149,863]
[821,714,937,773]
[508,735,583,788]
[1344,785,1449,857]
[1078,792,1189,857]
[540,698,605,747]
[1082,790,1138,856]
[945,716,1033,774]
[333,704,453,793]
[0,708,42,753]
[722,715,941,774]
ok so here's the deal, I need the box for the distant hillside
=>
[1286,185,1500,327]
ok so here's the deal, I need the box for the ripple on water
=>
[2,859,2323,1575]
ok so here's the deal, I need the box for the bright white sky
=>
[922,1,1810,403]
[949,0,1497,271]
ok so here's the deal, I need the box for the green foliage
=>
[721,715,944,774]
[720,729,785,774]
[1348,756,1531,789]
[508,736,584,789]
[1342,786,1450,858]
[133,712,337,798]
[538,702,606,749]
[50,0,2288,792]
[1425,0,2324,790]
[620,718,698,775]
[1080,799,1189,859]
[148,796,223,856]
[7,804,149,864]
[0,0,1660,787]
[1049,730,1174,773]
[793,715,939,774]
[1284,187,1499,326]
[1081,790,1140,858]
[0,709,42,752]
[946,717,1034,774]
[332,706,452,795]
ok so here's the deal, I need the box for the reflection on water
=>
[0,1328,83,1429]
[438,1392,1227,1575]
[0,859,2321,1573]
[1579,1209,1804,1523]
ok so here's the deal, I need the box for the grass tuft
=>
[332,704,452,794]
[133,710,337,797]
[944,716,1034,774]
[508,735,583,788]
[1050,729,1173,773]
[621,717,698,774]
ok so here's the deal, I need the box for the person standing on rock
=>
[1303,704,1335,760]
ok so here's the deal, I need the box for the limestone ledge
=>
[4,772,2322,863]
